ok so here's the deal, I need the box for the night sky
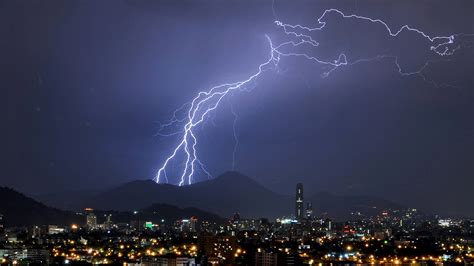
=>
[1,0,473,216]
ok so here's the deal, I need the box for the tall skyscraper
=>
[306,202,313,219]
[295,183,304,220]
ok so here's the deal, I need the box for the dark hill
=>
[0,187,81,227]
[35,189,101,210]
[83,171,292,219]
[140,203,226,224]
[0,187,226,227]
[82,171,402,219]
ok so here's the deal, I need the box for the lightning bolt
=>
[155,9,473,185]
[155,36,279,186]
[229,100,239,171]
[275,8,457,57]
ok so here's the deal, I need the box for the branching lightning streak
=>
[156,36,279,186]
[275,8,456,56]
[155,8,472,185]
[229,100,239,171]
[156,102,190,137]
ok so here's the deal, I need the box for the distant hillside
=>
[35,189,101,210]
[141,203,226,223]
[0,172,403,224]
[82,172,291,219]
[0,187,81,227]
[0,187,225,227]
[81,171,402,219]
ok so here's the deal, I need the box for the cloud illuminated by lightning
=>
[155,8,472,186]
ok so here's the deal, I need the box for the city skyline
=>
[1,0,473,264]
[1,178,473,265]
[2,0,473,217]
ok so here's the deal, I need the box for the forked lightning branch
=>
[155,8,472,186]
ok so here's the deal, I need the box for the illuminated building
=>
[198,234,237,261]
[0,249,50,264]
[86,213,97,230]
[180,219,190,232]
[47,225,65,235]
[178,217,198,232]
[295,183,304,220]
[255,251,277,266]
[148,257,196,265]
[29,226,41,239]
[306,202,313,219]
[144,221,153,230]
[104,214,113,229]
[190,216,197,232]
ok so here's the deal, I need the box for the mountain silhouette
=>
[0,187,81,227]
[139,203,226,224]
[0,187,225,227]
[35,189,101,210]
[81,171,402,219]
[82,171,291,219]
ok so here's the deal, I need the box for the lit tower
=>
[306,202,313,219]
[295,183,304,220]
[84,208,97,230]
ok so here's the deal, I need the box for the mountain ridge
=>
[81,171,290,219]
[0,187,225,227]
[0,186,81,227]
[1,172,404,223]
[80,171,402,219]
